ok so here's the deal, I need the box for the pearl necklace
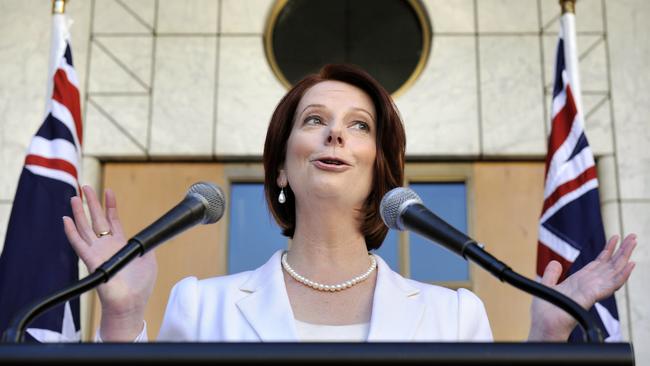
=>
[281,251,377,292]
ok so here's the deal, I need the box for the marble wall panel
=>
[600,201,621,242]
[480,36,546,156]
[215,36,286,157]
[578,36,608,93]
[92,36,153,89]
[614,120,650,201]
[0,0,90,199]
[84,95,150,155]
[0,2,52,200]
[66,0,92,99]
[607,0,650,201]
[423,0,475,33]
[221,0,274,34]
[621,203,650,263]
[149,37,217,156]
[621,202,650,362]
[84,99,147,157]
[0,142,26,202]
[120,0,156,29]
[614,283,631,341]
[541,35,609,93]
[628,264,650,361]
[477,0,538,33]
[541,35,558,91]
[582,95,613,156]
[88,40,150,93]
[93,0,153,34]
[395,36,479,156]
[157,0,218,34]
[597,155,619,203]
[82,157,102,192]
[539,0,604,34]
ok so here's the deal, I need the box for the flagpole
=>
[47,0,69,111]
[560,0,576,14]
[52,0,66,14]
[559,0,584,113]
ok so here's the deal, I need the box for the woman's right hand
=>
[63,185,157,341]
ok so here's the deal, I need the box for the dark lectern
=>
[0,342,634,365]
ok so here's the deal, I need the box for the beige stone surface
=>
[423,0,475,33]
[480,36,545,156]
[215,36,285,157]
[396,36,479,156]
[477,0,538,33]
[221,0,274,34]
[157,0,218,34]
[150,37,217,156]
[540,0,604,34]
[93,0,153,34]
[607,0,650,202]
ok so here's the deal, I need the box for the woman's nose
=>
[326,125,344,146]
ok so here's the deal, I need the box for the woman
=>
[63,64,636,342]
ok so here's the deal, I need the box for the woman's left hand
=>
[528,233,637,341]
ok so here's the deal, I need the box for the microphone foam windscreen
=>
[380,187,422,230]
[187,182,226,224]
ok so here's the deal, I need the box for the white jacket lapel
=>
[367,255,425,341]
[235,251,425,342]
[236,250,298,341]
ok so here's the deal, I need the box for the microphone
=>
[96,181,225,277]
[135,181,225,250]
[380,187,604,343]
[2,182,225,343]
[380,187,477,259]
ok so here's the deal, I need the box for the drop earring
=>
[278,187,286,204]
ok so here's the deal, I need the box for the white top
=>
[294,319,370,342]
[103,250,492,342]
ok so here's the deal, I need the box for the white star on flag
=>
[26,301,80,342]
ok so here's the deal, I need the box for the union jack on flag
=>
[536,12,620,342]
[0,9,82,342]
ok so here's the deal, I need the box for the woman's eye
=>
[351,121,370,131]
[304,116,323,125]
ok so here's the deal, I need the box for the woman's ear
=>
[277,169,287,187]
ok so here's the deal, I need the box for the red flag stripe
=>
[536,241,573,281]
[542,165,598,214]
[544,88,578,178]
[52,69,83,146]
[25,154,78,180]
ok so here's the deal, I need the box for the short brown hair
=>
[263,64,406,250]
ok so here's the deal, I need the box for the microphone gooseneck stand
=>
[1,241,142,343]
[2,192,216,343]
[464,243,603,343]
[401,203,604,343]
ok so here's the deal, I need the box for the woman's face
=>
[281,80,377,209]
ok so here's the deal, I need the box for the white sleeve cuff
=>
[94,321,148,342]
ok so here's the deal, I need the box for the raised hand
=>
[63,185,157,341]
[528,234,637,341]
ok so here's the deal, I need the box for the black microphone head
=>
[187,182,225,224]
[380,187,423,231]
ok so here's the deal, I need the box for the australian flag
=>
[536,11,620,342]
[0,10,83,342]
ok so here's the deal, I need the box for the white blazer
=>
[155,250,493,342]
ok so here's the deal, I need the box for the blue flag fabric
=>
[0,12,83,342]
[537,16,620,342]
[0,171,80,341]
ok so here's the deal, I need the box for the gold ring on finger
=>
[97,230,112,238]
